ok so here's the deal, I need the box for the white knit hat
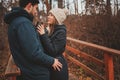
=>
[49,8,69,25]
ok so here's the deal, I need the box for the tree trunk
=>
[105,0,112,47]
[0,2,10,74]
[74,0,78,15]
[45,0,51,14]
[66,0,69,9]
[49,0,52,9]
[116,0,118,16]
[106,0,112,16]
[85,0,89,15]
[93,0,96,15]
[63,0,65,8]
[58,0,63,8]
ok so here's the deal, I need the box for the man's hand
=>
[52,59,62,71]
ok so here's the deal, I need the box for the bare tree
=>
[85,0,106,15]
[44,0,51,13]
[114,0,118,16]
[0,0,11,71]
[50,0,52,9]
[66,0,69,9]
[98,0,106,15]
[106,0,112,16]
[74,0,78,15]
[85,0,95,15]
[58,0,63,8]
[63,0,65,8]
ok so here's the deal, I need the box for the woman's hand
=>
[37,25,45,35]
[52,59,62,71]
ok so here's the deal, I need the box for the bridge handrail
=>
[66,37,120,80]
[67,37,120,55]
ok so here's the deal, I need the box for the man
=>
[4,0,62,80]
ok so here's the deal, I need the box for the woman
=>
[37,8,69,80]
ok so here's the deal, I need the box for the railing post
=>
[8,76,16,80]
[12,76,16,80]
[104,53,114,80]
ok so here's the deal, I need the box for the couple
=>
[4,0,68,80]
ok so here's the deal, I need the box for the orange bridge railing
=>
[65,37,120,80]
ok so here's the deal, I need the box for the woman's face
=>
[47,13,56,25]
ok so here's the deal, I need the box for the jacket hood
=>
[4,7,33,24]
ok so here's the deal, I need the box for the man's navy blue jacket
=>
[4,7,54,80]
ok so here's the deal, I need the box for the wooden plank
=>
[8,77,16,80]
[65,53,104,80]
[104,53,114,80]
[5,55,20,77]
[66,45,104,66]
[67,37,120,55]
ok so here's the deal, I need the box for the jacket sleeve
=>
[16,22,54,67]
[40,29,66,57]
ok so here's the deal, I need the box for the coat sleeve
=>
[16,22,54,67]
[40,29,66,57]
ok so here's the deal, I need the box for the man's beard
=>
[29,13,34,19]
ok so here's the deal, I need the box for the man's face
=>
[30,4,38,17]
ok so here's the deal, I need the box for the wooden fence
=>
[65,37,120,80]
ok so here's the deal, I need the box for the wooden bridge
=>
[1,37,120,80]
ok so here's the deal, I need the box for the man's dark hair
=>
[19,0,39,8]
